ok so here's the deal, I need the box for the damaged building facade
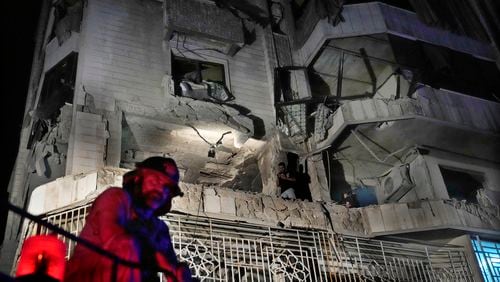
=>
[2,0,500,281]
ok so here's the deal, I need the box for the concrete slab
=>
[204,194,221,214]
[220,196,236,216]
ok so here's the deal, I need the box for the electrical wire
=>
[187,124,213,146]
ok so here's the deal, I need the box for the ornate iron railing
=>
[18,200,474,281]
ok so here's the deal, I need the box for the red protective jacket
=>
[64,188,184,282]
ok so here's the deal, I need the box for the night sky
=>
[1,2,42,190]
[1,2,42,241]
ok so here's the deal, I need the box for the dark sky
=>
[1,2,42,243]
[1,2,42,190]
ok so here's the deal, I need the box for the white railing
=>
[20,202,474,281]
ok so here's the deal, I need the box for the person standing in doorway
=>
[277,162,296,199]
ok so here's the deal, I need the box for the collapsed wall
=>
[28,168,500,238]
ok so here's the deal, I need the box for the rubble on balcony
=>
[444,197,500,227]
[173,185,329,229]
[26,167,500,238]
[162,74,254,137]
[324,203,366,235]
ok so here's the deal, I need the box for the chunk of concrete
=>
[220,196,236,215]
[204,194,221,214]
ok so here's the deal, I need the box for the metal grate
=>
[22,203,92,259]
[19,202,474,281]
[472,237,500,282]
[277,104,307,139]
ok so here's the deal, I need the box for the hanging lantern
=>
[16,235,66,281]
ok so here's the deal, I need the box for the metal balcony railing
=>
[15,198,474,281]
[5,201,178,282]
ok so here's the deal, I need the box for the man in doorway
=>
[341,191,359,208]
[277,162,296,199]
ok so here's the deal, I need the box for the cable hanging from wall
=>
[187,124,231,159]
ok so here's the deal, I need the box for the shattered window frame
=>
[27,52,78,149]
[171,54,227,96]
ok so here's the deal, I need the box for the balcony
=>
[27,168,500,238]
[314,86,500,163]
[298,2,495,66]
[17,195,477,281]
[326,199,500,237]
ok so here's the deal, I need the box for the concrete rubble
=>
[27,168,500,238]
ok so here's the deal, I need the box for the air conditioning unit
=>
[381,164,415,203]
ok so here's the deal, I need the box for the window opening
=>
[171,55,232,102]
[439,166,484,203]
[28,52,78,149]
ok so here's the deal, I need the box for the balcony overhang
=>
[325,199,500,238]
[28,168,499,239]
[315,87,500,163]
[298,2,495,66]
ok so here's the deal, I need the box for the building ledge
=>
[315,86,500,161]
[326,199,500,238]
[29,169,500,239]
[298,2,495,66]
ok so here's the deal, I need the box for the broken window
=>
[439,166,484,203]
[171,55,233,102]
[49,0,83,45]
[28,52,77,149]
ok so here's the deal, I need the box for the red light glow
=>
[16,235,66,281]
